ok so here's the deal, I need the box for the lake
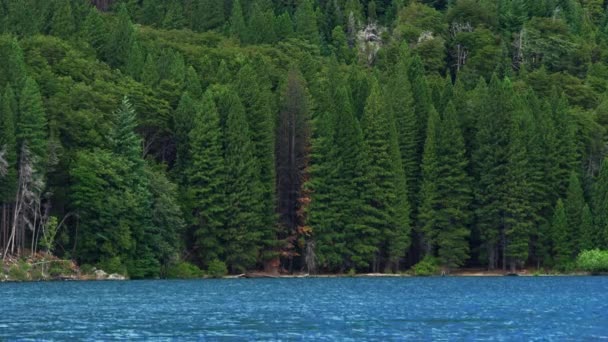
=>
[1,277,607,340]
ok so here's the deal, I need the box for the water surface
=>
[1,277,607,340]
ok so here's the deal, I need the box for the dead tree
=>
[276,67,311,272]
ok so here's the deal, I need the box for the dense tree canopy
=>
[1,0,607,276]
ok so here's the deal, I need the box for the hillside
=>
[1,0,607,278]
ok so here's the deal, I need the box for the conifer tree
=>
[105,4,136,68]
[222,89,266,273]
[229,0,247,42]
[472,75,512,269]
[362,80,410,271]
[504,95,532,271]
[0,86,17,203]
[237,63,277,259]
[141,53,160,87]
[18,78,47,162]
[307,81,340,271]
[192,0,225,32]
[435,103,471,270]
[82,6,107,55]
[564,171,584,255]
[331,84,375,270]
[551,199,570,266]
[185,66,202,99]
[50,0,75,39]
[162,0,186,30]
[173,93,197,183]
[387,48,417,222]
[417,107,440,255]
[186,91,226,265]
[592,158,608,249]
[141,0,163,26]
[275,12,294,40]
[579,204,594,251]
[295,0,320,45]
[248,1,277,44]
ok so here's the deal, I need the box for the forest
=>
[0,0,608,278]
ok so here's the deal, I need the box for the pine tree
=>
[141,53,160,87]
[435,103,471,271]
[406,55,432,216]
[185,66,202,98]
[334,84,376,271]
[162,0,186,30]
[105,4,136,68]
[295,0,320,45]
[221,89,266,273]
[186,90,226,266]
[592,158,608,249]
[0,86,17,203]
[579,204,594,251]
[472,75,512,270]
[551,199,570,266]
[504,95,532,272]
[125,41,145,81]
[237,63,277,262]
[275,12,294,40]
[192,0,225,32]
[362,80,410,271]
[387,48,417,225]
[248,1,277,44]
[564,171,584,255]
[417,107,440,256]
[307,81,340,271]
[50,0,75,39]
[17,78,47,162]
[173,93,197,183]
[82,6,107,55]
[229,0,247,42]
[141,0,163,26]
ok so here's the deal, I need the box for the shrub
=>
[577,249,608,274]
[48,261,73,277]
[79,264,94,275]
[165,261,203,279]
[347,268,356,277]
[411,256,440,276]
[8,264,28,281]
[98,256,126,275]
[207,259,227,278]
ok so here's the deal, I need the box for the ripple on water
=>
[1,277,608,340]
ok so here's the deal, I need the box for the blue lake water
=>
[1,277,608,340]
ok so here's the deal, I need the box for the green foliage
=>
[165,261,203,279]
[1,0,607,277]
[411,256,440,276]
[577,249,608,273]
[207,259,228,278]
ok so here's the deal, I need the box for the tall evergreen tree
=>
[105,4,136,68]
[17,78,47,162]
[192,0,225,32]
[564,171,584,255]
[417,106,440,255]
[229,0,247,42]
[551,199,570,266]
[0,86,17,203]
[295,0,320,45]
[186,91,226,266]
[238,63,278,265]
[50,0,75,39]
[435,103,471,271]
[221,89,266,273]
[362,80,410,271]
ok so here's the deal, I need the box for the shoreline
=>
[2,270,599,283]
